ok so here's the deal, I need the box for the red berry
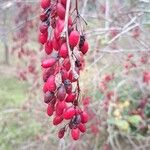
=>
[45,40,53,55]
[60,0,67,6]
[57,85,66,101]
[43,82,48,93]
[43,67,55,82]
[64,80,72,94]
[81,111,88,123]
[69,31,80,47]
[47,104,54,116]
[71,128,80,140]
[41,58,57,68]
[38,32,48,44]
[65,93,76,103]
[52,37,60,51]
[80,41,89,54]
[53,116,63,125]
[56,100,66,115]
[44,91,54,103]
[46,75,56,92]
[59,43,68,58]
[63,58,71,71]
[61,69,68,82]
[78,123,86,133]
[39,22,48,33]
[63,107,75,119]
[58,127,65,139]
[56,3,66,20]
[40,0,50,9]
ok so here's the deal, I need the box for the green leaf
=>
[127,115,142,126]
[108,119,130,131]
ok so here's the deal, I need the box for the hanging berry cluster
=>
[39,0,89,140]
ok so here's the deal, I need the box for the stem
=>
[62,0,79,79]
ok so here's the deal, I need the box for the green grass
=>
[0,76,28,109]
[0,74,42,150]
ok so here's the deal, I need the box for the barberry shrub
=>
[39,0,89,140]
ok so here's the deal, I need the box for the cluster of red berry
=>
[39,0,89,140]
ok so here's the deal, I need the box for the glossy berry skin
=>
[59,43,68,58]
[63,107,75,119]
[57,85,66,101]
[45,40,53,55]
[80,41,89,54]
[56,3,66,20]
[39,22,48,33]
[60,0,67,6]
[40,0,51,9]
[71,128,80,140]
[52,37,60,51]
[41,58,57,68]
[46,75,56,92]
[43,67,55,82]
[81,111,88,123]
[38,32,48,44]
[53,116,63,125]
[44,91,54,103]
[65,93,76,103]
[58,127,65,139]
[69,31,80,47]
[47,104,54,116]
[43,82,48,93]
[78,123,86,133]
[63,58,71,71]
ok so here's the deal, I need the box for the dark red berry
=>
[57,85,66,101]
[80,41,89,54]
[47,104,54,116]
[58,127,65,139]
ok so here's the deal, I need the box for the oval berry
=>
[63,107,75,119]
[56,3,66,20]
[71,128,80,140]
[58,127,65,139]
[40,0,51,9]
[78,123,86,133]
[52,37,60,51]
[38,32,48,44]
[63,58,71,71]
[81,111,88,123]
[46,75,56,92]
[41,58,57,68]
[65,93,76,103]
[80,41,89,54]
[69,30,80,47]
[44,91,54,103]
[59,43,68,58]
[53,116,63,125]
[57,85,66,101]
[45,40,53,55]
[47,104,54,116]
[39,22,48,33]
